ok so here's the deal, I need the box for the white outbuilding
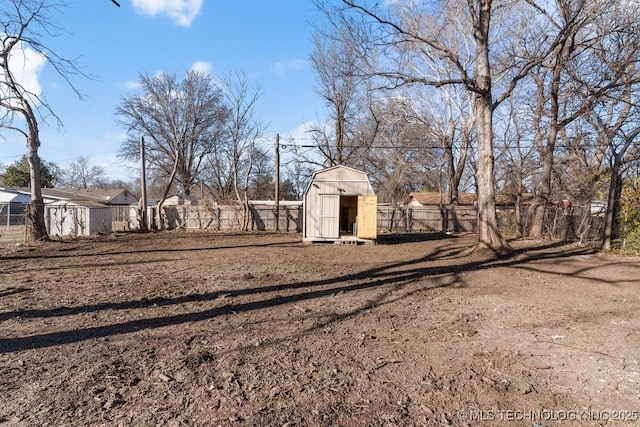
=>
[45,200,113,237]
[303,165,377,243]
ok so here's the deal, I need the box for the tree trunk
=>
[26,129,49,242]
[514,194,522,237]
[528,139,555,238]
[528,27,574,238]
[602,152,624,250]
[450,132,470,206]
[472,0,512,255]
[475,95,510,254]
[445,143,455,205]
[156,155,180,230]
[242,193,250,232]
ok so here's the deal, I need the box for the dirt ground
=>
[0,231,639,427]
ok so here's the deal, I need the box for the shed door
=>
[320,195,340,238]
[356,195,377,239]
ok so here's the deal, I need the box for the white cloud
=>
[271,59,308,78]
[287,121,315,141]
[124,80,142,89]
[131,0,203,27]
[190,61,212,75]
[0,41,47,104]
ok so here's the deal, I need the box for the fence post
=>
[389,207,396,232]
[440,207,448,233]
[285,206,290,232]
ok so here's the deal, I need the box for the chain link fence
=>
[0,203,27,244]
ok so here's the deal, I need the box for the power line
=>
[278,139,588,151]
[53,151,121,164]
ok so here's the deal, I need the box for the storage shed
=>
[303,165,377,243]
[45,200,113,237]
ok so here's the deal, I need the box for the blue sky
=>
[1,0,330,181]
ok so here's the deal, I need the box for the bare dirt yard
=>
[0,232,639,427]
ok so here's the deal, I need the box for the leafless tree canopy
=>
[305,0,639,250]
[0,0,88,241]
[116,70,231,198]
[59,156,107,189]
[217,71,267,230]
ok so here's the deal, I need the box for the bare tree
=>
[60,156,106,189]
[325,0,561,254]
[0,0,87,241]
[587,5,640,249]
[306,23,370,168]
[409,85,474,206]
[354,95,439,205]
[248,145,274,200]
[521,0,640,240]
[283,161,314,201]
[494,92,539,235]
[523,1,600,237]
[116,70,230,229]
[218,71,266,231]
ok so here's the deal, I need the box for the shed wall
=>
[46,205,112,237]
[303,166,376,241]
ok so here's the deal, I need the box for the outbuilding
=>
[303,165,377,243]
[45,200,113,237]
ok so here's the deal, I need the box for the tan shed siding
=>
[356,196,377,239]
[303,166,376,241]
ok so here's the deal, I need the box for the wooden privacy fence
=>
[109,202,604,244]
[0,201,608,243]
[376,205,604,242]
[162,203,303,232]
[155,204,605,242]
[377,205,482,233]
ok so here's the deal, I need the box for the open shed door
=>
[356,195,377,240]
[320,195,340,238]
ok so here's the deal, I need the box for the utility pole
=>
[274,133,280,232]
[139,136,149,232]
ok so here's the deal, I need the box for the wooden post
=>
[274,133,280,232]
[139,136,148,232]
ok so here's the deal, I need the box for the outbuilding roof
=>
[303,165,374,196]
[0,187,135,205]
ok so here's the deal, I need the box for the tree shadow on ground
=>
[0,287,31,298]
[0,239,606,354]
[0,239,298,261]
[376,232,457,245]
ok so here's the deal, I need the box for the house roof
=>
[0,187,31,203]
[48,199,112,209]
[43,188,134,204]
[3,187,135,205]
[406,192,535,206]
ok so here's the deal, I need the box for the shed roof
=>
[310,164,369,180]
[44,188,135,204]
[3,187,134,205]
[48,199,112,209]
[304,165,374,195]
